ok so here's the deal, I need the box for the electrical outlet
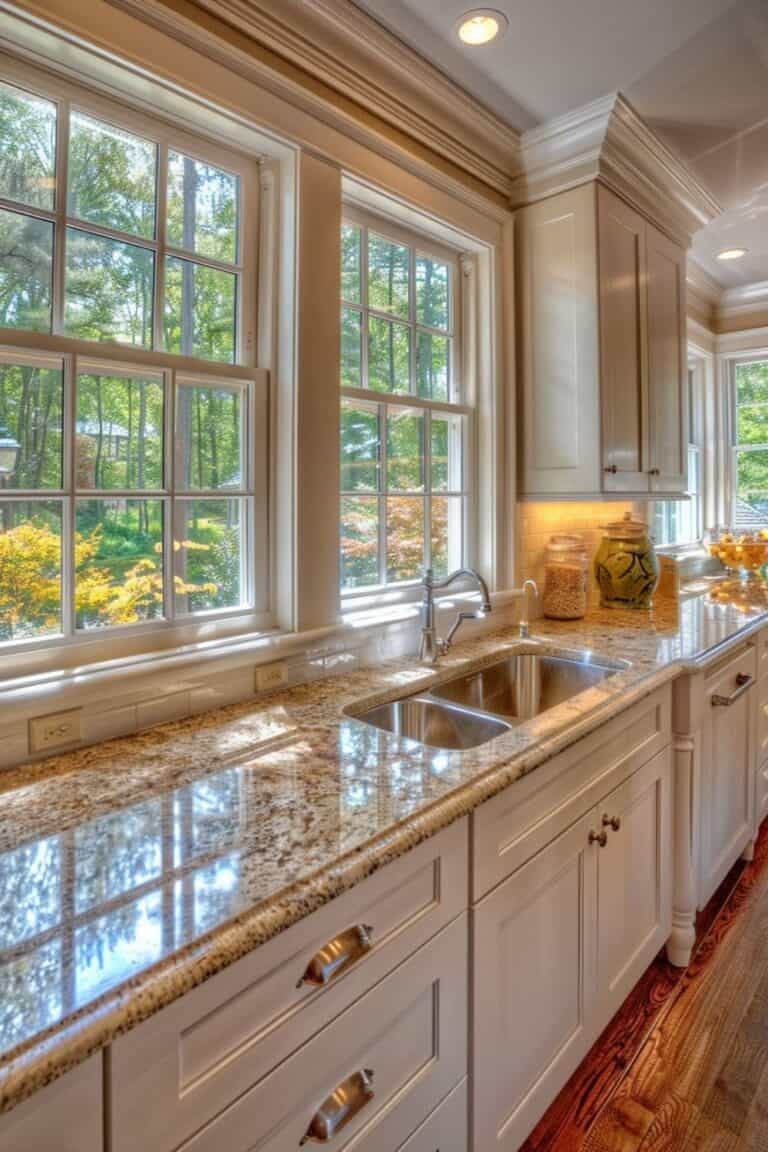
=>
[29,708,83,754]
[255,661,289,693]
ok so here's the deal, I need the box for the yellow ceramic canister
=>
[594,512,659,609]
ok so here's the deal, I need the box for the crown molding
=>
[178,0,522,197]
[512,92,722,245]
[716,325,768,354]
[686,258,723,307]
[719,280,768,320]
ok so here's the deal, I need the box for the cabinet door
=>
[700,648,757,906]
[472,809,599,1152]
[645,223,687,494]
[595,748,672,1028]
[0,1057,102,1152]
[597,185,649,493]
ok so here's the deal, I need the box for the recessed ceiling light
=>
[717,248,747,261]
[456,9,508,46]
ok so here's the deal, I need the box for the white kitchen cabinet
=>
[472,808,599,1152]
[472,745,672,1152]
[595,747,672,1025]
[699,646,757,905]
[0,1057,102,1152]
[517,180,688,498]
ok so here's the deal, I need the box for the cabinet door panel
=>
[700,648,757,905]
[472,809,598,1152]
[598,185,648,493]
[596,748,672,1027]
[646,224,687,494]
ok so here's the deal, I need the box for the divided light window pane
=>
[340,400,379,492]
[75,497,164,630]
[68,112,157,240]
[735,361,768,524]
[0,359,63,489]
[368,316,409,393]
[76,372,164,490]
[341,224,361,303]
[64,228,154,347]
[368,233,409,318]
[164,256,236,364]
[0,500,63,641]
[340,495,378,590]
[0,208,53,333]
[176,384,242,490]
[0,82,56,211]
[173,498,244,614]
[167,152,238,264]
[416,256,449,330]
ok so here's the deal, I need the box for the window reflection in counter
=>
[0,938,62,1051]
[74,890,165,1005]
[74,798,163,914]
[0,835,62,949]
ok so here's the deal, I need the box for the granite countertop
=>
[2,585,768,1114]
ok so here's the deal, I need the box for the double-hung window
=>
[339,210,470,595]
[0,67,267,652]
[653,360,704,547]
[733,358,768,529]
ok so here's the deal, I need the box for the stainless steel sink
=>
[430,652,620,721]
[356,696,512,750]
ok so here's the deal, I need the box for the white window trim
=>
[340,202,475,605]
[651,350,710,553]
[0,55,276,672]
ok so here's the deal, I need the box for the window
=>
[0,78,252,359]
[339,213,470,593]
[0,68,267,651]
[733,358,768,530]
[653,361,704,547]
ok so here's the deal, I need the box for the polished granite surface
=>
[1,586,767,1113]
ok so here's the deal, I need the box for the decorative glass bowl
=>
[706,527,768,578]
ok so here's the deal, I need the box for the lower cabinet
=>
[699,646,757,905]
[472,747,671,1152]
[0,1057,102,1152]
[160,915,466,1152]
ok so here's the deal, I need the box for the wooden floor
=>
[522,823,768,1152]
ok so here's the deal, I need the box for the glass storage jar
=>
[542,534,589,619]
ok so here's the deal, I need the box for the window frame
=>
[339,204,473,602]
[652,356,706,550]
[0,57,272,661]
[730,354,768,530]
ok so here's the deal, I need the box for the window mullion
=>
[52,97,69,338]
[155,144,169,354]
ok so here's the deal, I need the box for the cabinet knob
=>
[602,814,621,831]
[589,829,608,847]
[648,468,660,476]
[603,464,618,474]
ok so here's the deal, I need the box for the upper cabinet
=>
[516,181,687,499]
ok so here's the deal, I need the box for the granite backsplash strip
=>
[1,587,768,1114]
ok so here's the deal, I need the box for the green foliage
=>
[0,208,52,332]
[0,81,56,210]
[0,363,62,488]
[736,362,768,512]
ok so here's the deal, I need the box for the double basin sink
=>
[354,651,622,751]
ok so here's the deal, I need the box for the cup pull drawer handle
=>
[712,673,754,707]
[297,925,374,988]
[300,1069,375,1144]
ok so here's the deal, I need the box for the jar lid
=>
[547,533,586,553]
[601,511,649,540]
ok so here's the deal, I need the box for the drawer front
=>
[472,686,670,899]
[758,674,768,765]
[177,915,468,1152]
[111,819,468,1152]
[757,627,768,681]
[0,1057,102,1152]
[398,1080,467,1152]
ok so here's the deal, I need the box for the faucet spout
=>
[518,578,539,639]
[418,567,492,664]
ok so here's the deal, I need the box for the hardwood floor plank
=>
[634,1095,740,1152]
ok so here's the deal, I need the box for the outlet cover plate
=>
[255,662,289,693]
[29,708,83,754]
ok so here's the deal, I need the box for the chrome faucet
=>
[418,567,492,664]
[517,578,539,639]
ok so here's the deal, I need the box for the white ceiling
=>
[355,0,768,289]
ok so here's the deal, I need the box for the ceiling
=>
[354,0,768,290]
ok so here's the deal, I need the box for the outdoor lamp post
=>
[0,424,19,486]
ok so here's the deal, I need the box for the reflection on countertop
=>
[1,581,768,1113]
